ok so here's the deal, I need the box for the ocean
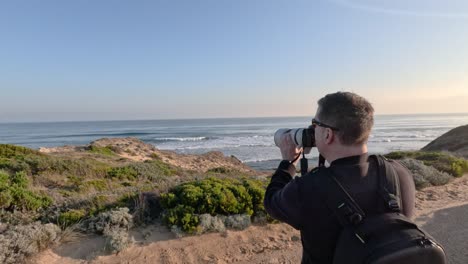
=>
[1,113,468,170]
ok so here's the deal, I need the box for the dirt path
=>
[413,175,468,264]
[420,204,468,264]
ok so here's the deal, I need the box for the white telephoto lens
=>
[290,128,304,147]
[274,128,291,147]
[274,128,304,147]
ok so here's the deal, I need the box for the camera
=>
[274,126,315,148]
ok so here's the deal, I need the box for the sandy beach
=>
[33,173,468,264]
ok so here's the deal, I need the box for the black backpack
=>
[322,155,446,264]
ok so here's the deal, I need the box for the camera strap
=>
[300,152,308,176]
[319,154,325,167]
[300,154,326,176]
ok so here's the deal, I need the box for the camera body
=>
[274,126,315,148]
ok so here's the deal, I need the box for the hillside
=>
[422,124,468,158]
[0,139,265,264]
[39,137,258,174]
[0,133,467,263]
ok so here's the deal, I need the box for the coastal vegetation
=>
[385,151,468,177]
[0,170,52,211]
[0,140,261,262]
[0,138,467,262]
[88,145,118,156]
[384,151,468,190]
[160,177,268,233]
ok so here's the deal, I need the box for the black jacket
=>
[264,153,415,264]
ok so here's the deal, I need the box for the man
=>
[264,92,415,264]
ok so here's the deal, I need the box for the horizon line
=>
[1,112,468,125]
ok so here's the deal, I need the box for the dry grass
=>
[57,221,86,244]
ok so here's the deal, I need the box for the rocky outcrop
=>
[39,137,259,175]
[422,125,468,158]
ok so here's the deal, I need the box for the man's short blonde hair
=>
[317,92,374,145]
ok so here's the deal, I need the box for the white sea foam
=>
[2,114,468,170]
[154,137,208,142]
[156,135,275,151]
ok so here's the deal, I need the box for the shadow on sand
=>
[420,204,468,264]
[50,224,175,261]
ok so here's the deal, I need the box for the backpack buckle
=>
[388,199,400,212]
[349,213,363,225]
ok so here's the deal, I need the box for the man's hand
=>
[279,134,303,166]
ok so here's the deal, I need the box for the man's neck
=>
[325,144,368,164]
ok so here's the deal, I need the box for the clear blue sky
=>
[1,0,468,122]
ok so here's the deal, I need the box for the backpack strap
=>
[371,155,402,212]
[321,155,403,244]
[321,168,366,226]
[321,169,367,243]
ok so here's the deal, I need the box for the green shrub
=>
[57,189,74,198]
[88,145,116,156]
[107,166,138,181]
[107,160,178,182]
[10,171,29,188]
[0,145,177,184]
[0,151,110,179]
[207,167,232,174]
[0,189,13,209]
[83,179,108,191]
[66,175,82,191]
[206,166,249,178]
[131,160,177,178]
[384,151,406,160]
[0,144,46,173]
[120,181,134,187]
[0,144,40,159]
[89,195,112,215]
[0,170,9,188]
[21,154,49,174]
[0,157,30,174]
[160,177,267,233]
[450,159,468,177]
[68,175,109,193]
[10,186,52,211]
[115,192,138,208]
[37,157,110,178]
[163,204,200,233]
[385,151,468,177]
[243,179,266,213]
[58,209,86,227]
[0,171,52,211]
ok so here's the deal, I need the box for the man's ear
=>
[325,128,334,144]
